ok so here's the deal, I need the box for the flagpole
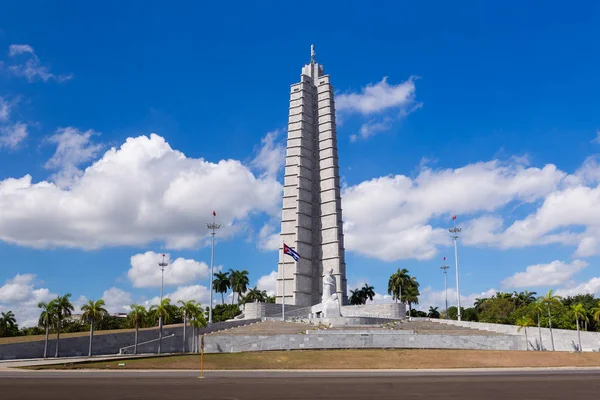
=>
[282,247,285,321]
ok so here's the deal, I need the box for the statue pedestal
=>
[311,298,342,318]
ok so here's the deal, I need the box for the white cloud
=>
[350,119,392,142]
[257,271,277,296]
[555,277,600,298]
[0,133,282,250]
[101,288,133,314]
[7,44,73,83]
[336,76,418,115]
[0,274,56,327]
[143,285,212,308]
[128,251,210,288]
[0,97,10,121]
[501,260,588,288]
[257,224,280,251]
[43,127,104,188]
[0,123,28,150]
[342,159,565,261]
[252,130,285,178]
[592,131,600,144]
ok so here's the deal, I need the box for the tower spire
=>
[311,44,315,64]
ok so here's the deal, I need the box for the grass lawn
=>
[27,349,600,370]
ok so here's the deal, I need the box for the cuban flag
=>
[283,243,300,261]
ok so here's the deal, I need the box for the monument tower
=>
[276,45,348,307]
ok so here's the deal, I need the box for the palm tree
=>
[0,310,17,336]
[38,300,57,358]
[593,302,600,326]
[80,299,108,357]
[349,289,363,305]
[474,298,488,311]
[229,269,249,304]
[213,271,231,304]
[387,268,410,303]
[360,283,375,303]
[516,316,535,351]
[150,298,172,354]
[531,298,545,351]
[242,287,267,304]
[571,303,588,352]
[542,289,561,351]
[189,312,208,353]
[127,304,147,355]
[53,293,74,358]
[178,300,201,352]
[428,307,441,319]
[402,284,420,315]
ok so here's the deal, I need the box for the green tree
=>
[516,316,535,351]
[212,271,231,305]
[571,303,588,352]
[593,302,600,328]
[53,293,74,358]
[210,304,241,322]
[189,312,208,353]
[150,298,172,354]
[80,299,108,357]
[127,304,147,355]
[349,289,364,305]
[531,298,545,350]
[241,287,267,304]
[229,269,250,304]
[428,307,440,319]
[0,310,17,337]
[178,300,202,352]
[360,284,375,303]
[387,268,410,303]
[479,297,516,324]
[402,284,420,316]
[542,289,561,351]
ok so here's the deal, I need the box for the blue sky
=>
[1,1,600,325]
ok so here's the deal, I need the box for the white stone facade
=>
[276,48,348,307]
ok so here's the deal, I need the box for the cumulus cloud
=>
[0,122,28,150]
[44,127,104,188]
[350,119,392,142]
[555,277,600,298]
[101,288,133,314]
[257,271,277,296]
[0,97,10,121]
[0,133,282,250]
[251,130,285,178]
[257,224,280,251]
[6,44,73,83]
[0,274,56,327]
[501,260,588,288]
[417,286,497,312]
[128,251,210,288]
[336,76,418,115]
[143,285,212,308]
[342,159,565,261]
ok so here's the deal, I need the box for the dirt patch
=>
[27,349,600,370]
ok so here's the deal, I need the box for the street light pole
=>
[158,254,168,354]
[449,216,462,321]
[207,211,220,324]
[440,261,449,319]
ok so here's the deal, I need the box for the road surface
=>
[1,369,599,399]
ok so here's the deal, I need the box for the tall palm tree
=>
[360,283,375,303]
[80,299,108,357]
[474,297,488,311]
[53,293,74,358]
[516,316,535,351]
[229,269,249,304]
[387,268,410,303]
[542,289,561,351]
[127,304,147,355]
[0,310,17,336]
[150,298,172,354]
[402,284,420,315]
[349,289,363,305]
[178,300,201,353]
[428,307,441,319]
[571,303,588,352]
[189,312,208,353]
[531,298,545,351]
[593,302,600,327]
[213,272,231,304]
[38,300,57,358]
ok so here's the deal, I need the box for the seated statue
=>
[321,268,342,318]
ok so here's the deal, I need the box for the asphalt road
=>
[1,370,600,399]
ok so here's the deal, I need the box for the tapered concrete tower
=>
[276,45,348,307]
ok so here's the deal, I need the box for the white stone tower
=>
[276,45,348,307]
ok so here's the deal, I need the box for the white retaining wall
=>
[423,318,600,352]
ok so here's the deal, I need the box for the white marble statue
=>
[321,268,342,317]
